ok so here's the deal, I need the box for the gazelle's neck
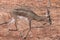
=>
[34,15,47,22]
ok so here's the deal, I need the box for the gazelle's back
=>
[12,6,38,19]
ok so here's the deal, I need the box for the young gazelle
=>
[0,5,51,39]
[9,6,52,39]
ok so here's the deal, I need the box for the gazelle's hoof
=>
[23,37,27,39]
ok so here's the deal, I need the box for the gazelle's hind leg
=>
[9,13,18,31]
[23,19,31,39]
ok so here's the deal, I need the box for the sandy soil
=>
[0,0,60,40]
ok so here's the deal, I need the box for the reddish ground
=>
[0,0,60,40]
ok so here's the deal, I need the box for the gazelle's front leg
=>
[23,19,32,39]
[9,14,18,31]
